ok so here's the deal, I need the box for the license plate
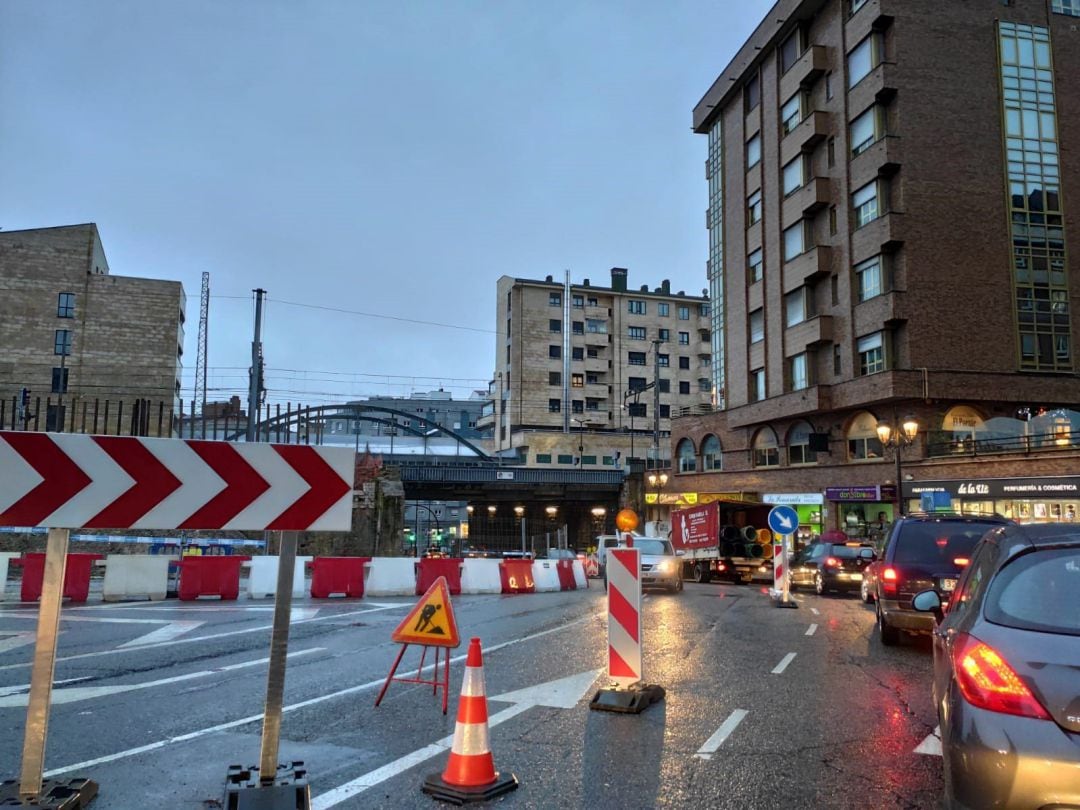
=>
[849,573,862,581]
[940,578,957,592]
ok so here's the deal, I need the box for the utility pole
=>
[246,289,266,442]
[652,338,661,469]
[194,271,210,439]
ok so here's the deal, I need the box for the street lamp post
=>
[876,417,919,516]
[571,417,589,465]
[647,472,668,531]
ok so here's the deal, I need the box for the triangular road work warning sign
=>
[391,576,461,648]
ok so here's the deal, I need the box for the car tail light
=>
[825,557,840,567]
[952,633,1051,720]
[882,567,899,595]
[953,557,970,567]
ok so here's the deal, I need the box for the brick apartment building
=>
[486,268,714,469]
[0,224,186,435]
[670,0,1080,541]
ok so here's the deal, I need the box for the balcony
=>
[747,280,764,312]
[785,315,834,353]
[584,305,609,319]
[584,355,607,372]
[584,330,609,346]
[851,211,904,263]
[727,385,833,429]
[584,383,609,399]
[851,134,902,189]
[853,292,907,336]
[845,0,893,44]
[848,62,898,116]
[782,176,831,224]
[779,45,829,101]
[780,111,829,165]
[782,245,833,294]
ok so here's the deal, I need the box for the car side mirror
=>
[912,589,944,622]
[859,548,875,560]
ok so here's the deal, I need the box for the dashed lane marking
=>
[810,608,820,615]
[805,623,817,636]
[693,709,749,760]
[771,652,797,674]
[914,726,942,756]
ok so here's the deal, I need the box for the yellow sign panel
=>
[391,576,460,648]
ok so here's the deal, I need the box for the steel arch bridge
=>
[228,403,493,460]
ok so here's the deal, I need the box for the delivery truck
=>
[670,500,774,584]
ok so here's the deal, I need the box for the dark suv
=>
[873,512,1013,645]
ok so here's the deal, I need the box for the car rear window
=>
[829,546,868,559]
[892,521,999,565]
[985,547,1080,636]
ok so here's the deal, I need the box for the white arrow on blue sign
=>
[767,505,799,536]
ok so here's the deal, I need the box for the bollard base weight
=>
[421,771,518,806]
[223,763,310,810]
[0,778,98,809]
[589,683,665,714]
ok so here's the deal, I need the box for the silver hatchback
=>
[914,523,1080,809]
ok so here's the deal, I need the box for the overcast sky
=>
[1,1,773,407]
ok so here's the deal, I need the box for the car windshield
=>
[892,521,999,565]
[985,546,1080,636]
[630,539,671,556]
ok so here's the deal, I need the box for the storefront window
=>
[847,411,884,461]
[753,427,780,467]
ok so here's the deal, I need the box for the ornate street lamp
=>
[647,471,669,528]
[876,417,919,516]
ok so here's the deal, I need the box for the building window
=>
[833,344,842,376]
[850,0,869,15]
[857,332,887,375]
[628,376,647,392]
[572,294,584,308]
[658,328,670,342]
[586,372,601,384]
[788,352,809,391]
[587,296,599,306]
[678,331,690,345]
[750,309,765,343]
[677,306,690,320]
[847,410,884,460]
[572,373,584,388]
[658,379,670,393]
[586,319,607,334]
[780,92,805,135]
[549,292,561,306]
[746,133,761,169]
[628,326,646,340]
[548,399,561,413]
[852,181,880,227]
[550,346,563,360]
[753,428,780,467]
[856,256,884,301]
[676,438,697,472]
[580,455,597,465]
[699,355,711,368]
[586,347,599,359]
[549,319,562,333]
[785,286,813,327]
[848,34,882,89]
[698,435,720,471]
[829,206,838,235]
[571,400,583,414]
[558,454,574,464]
[572,321,584,334]
[679,356,690,370]
[658,354,670,367]
[750,368,766,402]
[1053,0,1080,14]
[827,137,836,168]
[658,302,669,317]
[549,372,561,385]
[536,453,552,464]
[628,299,646,315]
[57,292,75,318]
[679,381,690,395]
[783,221,805,260]
[572,346,584,360]
[700,303,710,317]
[51,367,69,394]
[54,329,72,356]
[745,73,760,111]
[780,27,805,74]
[782,155,806,196]
[628,402,647,418]
[628,351,647,365]
[698,377,710,392]
[850,105,883,156]
[659,405,670,419]
[747,189,762,225]
[787,421,818,465]
[748,248,763,283]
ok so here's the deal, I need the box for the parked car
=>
[602,537,683,593]
[860,535,891,603]
[541,548,577,561]
[790,541,875,596]
[873,512,1013,645]
[912,523,1080,809]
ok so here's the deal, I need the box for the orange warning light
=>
[615,508,639,533]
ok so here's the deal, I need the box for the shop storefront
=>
[824,486,896,545]
[763,493,824,549]
[905,476,1080,524]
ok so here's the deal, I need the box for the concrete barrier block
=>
[0,552,21,602]
[572,560,589,590]
[246,556,313,599]
[103,555,172,602]
[365,557,417,596]
[460,559,503,594]
[532,560,561,592]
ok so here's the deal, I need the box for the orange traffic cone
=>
[422,637,518,804]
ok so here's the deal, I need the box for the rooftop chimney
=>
[662,279,671,295]
[545,274,554,283]
[610,267,628,292]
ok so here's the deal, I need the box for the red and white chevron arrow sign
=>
[0,432,355,531]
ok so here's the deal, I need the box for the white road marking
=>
[0,631,42,654]
[0,605,405,671]
[0,648,322,708]
[914,726,942,756]
[810,607,820,615]
[805,623,818,636]
[771,652,797,674]
[43,613,595,777]
[242,607,321,621]
[693,709,749,760]
[119,620,204,648]
[0,676,91,698]
[314,668,601,808]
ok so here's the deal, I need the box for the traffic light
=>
[20,388,30,407]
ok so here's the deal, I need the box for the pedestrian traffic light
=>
[20,387,30,407]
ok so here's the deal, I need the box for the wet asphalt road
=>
[0,580,942,809]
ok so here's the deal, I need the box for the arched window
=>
[787,421,817,465]
[676,438,697,473]
[753,427,780,468]
[847,411,883,461]
[702,435,723,471]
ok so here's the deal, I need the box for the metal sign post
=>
[767,506,799,610]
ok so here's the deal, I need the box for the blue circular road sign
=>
[767,505,799,536]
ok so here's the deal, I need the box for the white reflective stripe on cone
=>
[460,666,486,698]
[450,721,491,756]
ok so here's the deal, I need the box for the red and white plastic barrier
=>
[460,559,502,594]
[606,548,642,687]
[531,560,561,592]
[571,560,589,589]
[364,557,417,596]
[246,555,312,599]
[0,552,20,601]
[102,554,171,602]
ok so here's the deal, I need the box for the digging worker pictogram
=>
[414,603,444,635]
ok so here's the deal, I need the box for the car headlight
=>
[659,560,675,573]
